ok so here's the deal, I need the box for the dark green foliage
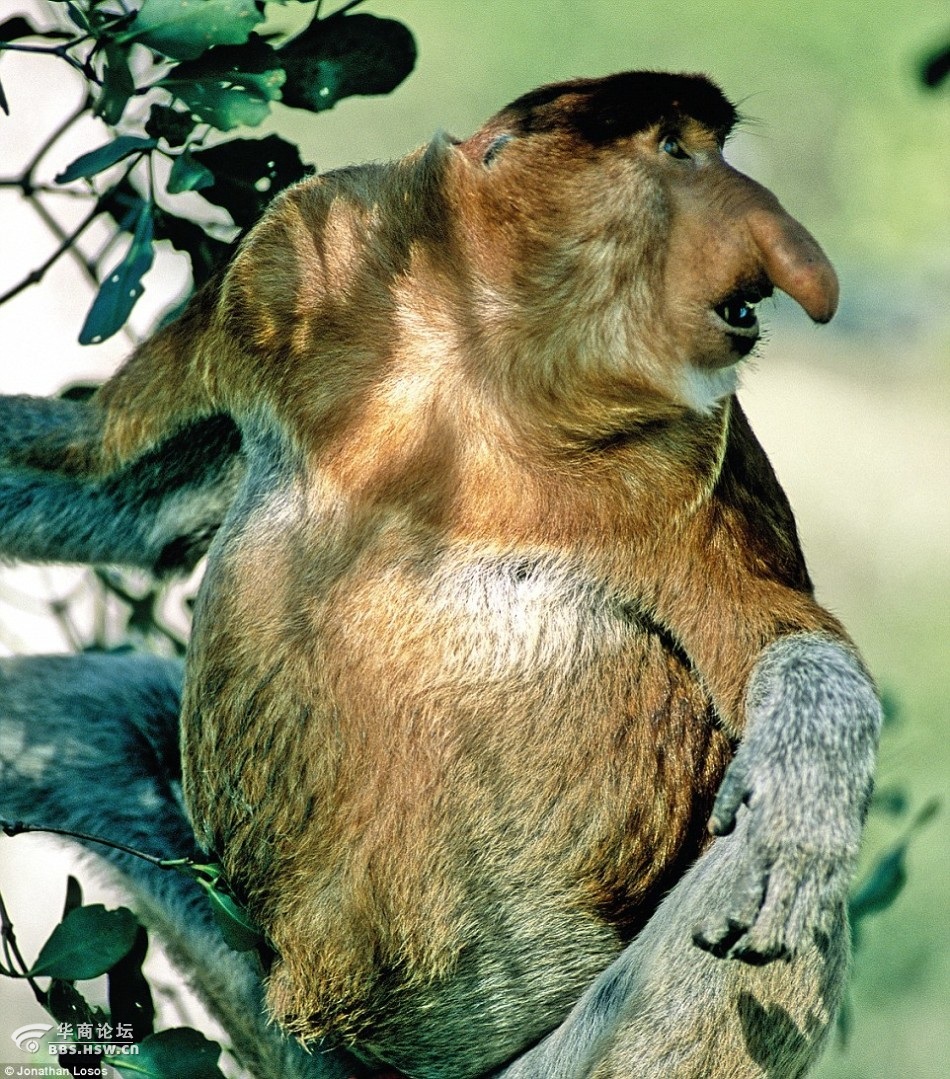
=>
[192,134,312,227]
[62,874,84,917]
[152,207,233,287]
[199,876,267,953]
[836,794,940,1045]
[98,40,135,124]
[113,1027,226,1078]
[848,797,939,945]
[279,11,417,112]
[108,925,156,1042]
[0,0,417,340]
[45,976,107,1027]
[159,38,286,132]
[79,198,155,344]
[117,0,265,62]
[167,150,215,195]
[920,40,950,88]
[29,904,139,980]
[0,871,227,1076]
[145,103,197,148]
[56,136,159,184]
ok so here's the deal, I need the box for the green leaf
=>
[145,104,197,148]
[198,880,264,952]
[879,687,901,727]
[108,924,155,1041]
[278,12,416,113]
[849,797,941,945]
[62,876,84,920]
[96,40,136,126]
[64,2,90,34]
[113,1028,226,1079]
[870,784,909,817]
[122,0,264,62]
[56,136,157,183]
[849,845,907,924]
[168,150,215,194]
[79,201,155,345]
[30,905,139,980]
[165,859,265,954]
[44,978,106,1027]
[192,134,311,227]
[160,38,285,132]
[152,206,232,286]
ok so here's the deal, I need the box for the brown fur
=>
[30,73,859,1076]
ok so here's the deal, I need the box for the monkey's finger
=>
[772,857,846,954]
[730,862,799,962]
[692,858,769,955]
[707,763,753,835]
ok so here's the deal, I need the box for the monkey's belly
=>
[182,553,731,1075]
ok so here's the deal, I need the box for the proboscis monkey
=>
[0,72,880,1079]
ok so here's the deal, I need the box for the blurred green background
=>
[2,1,947,1075]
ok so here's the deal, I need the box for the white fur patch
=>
[678,363,740,414]
[424,552,631,681]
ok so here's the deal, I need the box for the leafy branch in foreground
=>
[0,871,227,1078]
[1,817,266,955]
[0,0,416,344]
[1,815,271,1077]
[834,792,941,1046]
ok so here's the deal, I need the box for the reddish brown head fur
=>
[454,72,837,412]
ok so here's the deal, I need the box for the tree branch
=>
[0,202,101,306]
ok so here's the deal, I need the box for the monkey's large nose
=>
[747,209,839,324]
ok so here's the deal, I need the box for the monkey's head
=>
[220,72,838,441]
[442,71,839,418]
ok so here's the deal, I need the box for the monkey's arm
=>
[692,633,879,961]
[0,652,356,1079]
[647,404,881,962]
[0,395,242,574]
[496,801,848,1079]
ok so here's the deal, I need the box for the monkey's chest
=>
[186,547,726,893]
[181,544,729,1051]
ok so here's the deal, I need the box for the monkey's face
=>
[645,117,838,390]
[452,73,838,417]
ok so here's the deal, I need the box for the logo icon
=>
[11,1023,53,1053]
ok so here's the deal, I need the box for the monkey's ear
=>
[416,129,478,192]
[481,133,514,167]
[453,124,517,168]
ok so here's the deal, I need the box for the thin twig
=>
[1,818,170,869]
[1,41,92,78]
[0,41,74,56]
[0,181,89,197]
[0,886,46,1001]
[331,0,370,17]
[0,202,101,306]
[22,98,90,190]
[28,196,100,285]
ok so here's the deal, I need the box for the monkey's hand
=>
[693,634,881,963]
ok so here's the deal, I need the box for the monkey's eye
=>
[483,134,513,166]
[660,135,690,160]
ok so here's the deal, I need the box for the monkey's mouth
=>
[713,283,772,354]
